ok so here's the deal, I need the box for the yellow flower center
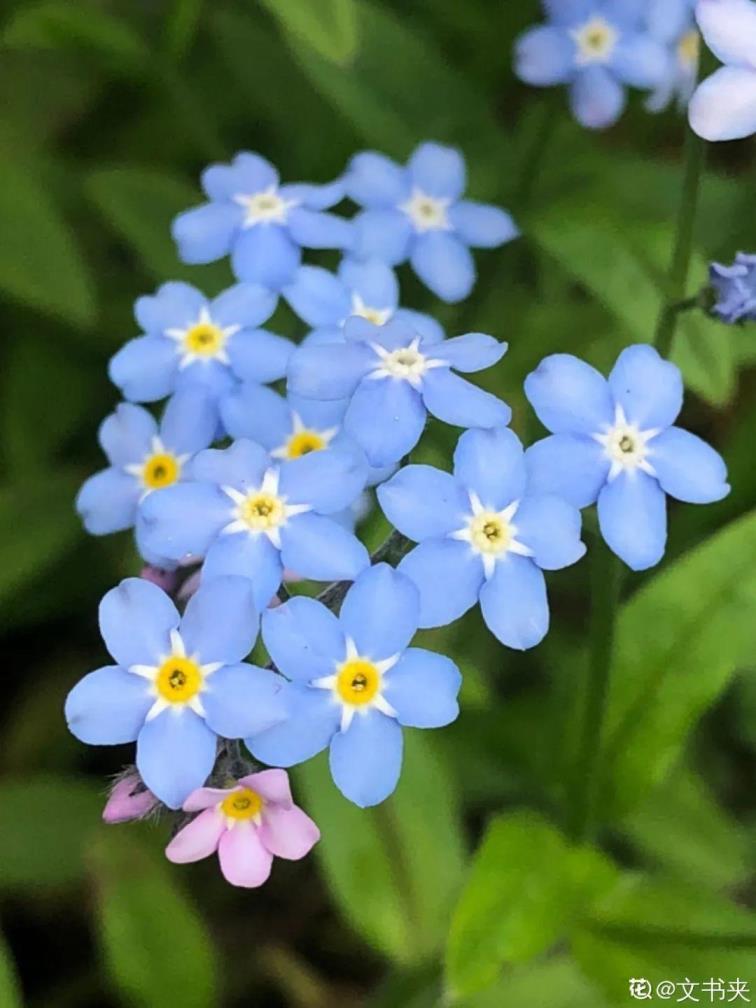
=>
[184,321,225,357]
[239,492,285,530]
[618,434,635,454]
[220,787,263,821]
[469,512,511,555]
[572,17,617,63]
[677,29,700,67]
[336,658,381,706]
[401,190,449,232]
[286,430,326,459]
[155,656,203,704]
[142,452,181,490]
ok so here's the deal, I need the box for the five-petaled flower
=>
[524,344,730,571]
[248,564,462,807]
[709,251,756,323]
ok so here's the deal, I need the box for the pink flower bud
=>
[103,773,158,824]
[140,565,178,594]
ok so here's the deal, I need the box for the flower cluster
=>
[66,143,729,888]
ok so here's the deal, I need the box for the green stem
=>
[164,0,204,62]
[569,537,623,842]
[653,127,706,358]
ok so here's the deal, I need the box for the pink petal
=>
[259,804,320,860]
[102,773,158,823]
[238,768,293,806]
[218,824,273,887]
[182,786,236,812]
[165,808,225,864]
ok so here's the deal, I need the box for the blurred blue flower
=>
[710,252,756,322]
[109,281,290,404]
[64,576,286,809]
[689,0,756,141]
[77,391,216,537]
[139,438,370,609]
[172,152,350,289]
[248,563,461,807]
[515,0,668,129]
[646,0,699,113]
[343,142,518,303]
[288,315,511,467]
[378,428,585,650]
[524,344,730,571]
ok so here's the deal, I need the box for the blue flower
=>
[689,0,756,141]
[645,0,699,113]
[515,0,669,129]
[172,152,351,289]
[109,281,289,403]
[247,563,461,807]
[710,252,756,322]
[64,576,286,809]
[283,259,444,346]
[77,391,216,540]
[288,315,511,467]
[377,428,585,650]
[343,142,518,303]
[524,344,730,571]
[138,438,370,609]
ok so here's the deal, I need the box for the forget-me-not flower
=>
[524,344,730,571]
[288,315,510,467]
[110,281,289,403]
[689,0,756,141]
[709,252,756,322]
[378,428,585,650]
[248,563,461,807]
[343,142,518,303]
[515,0,669,129]
[139,438,369,609]
[172,152,350,289]
[65,576,286,809]
[646,0,699,112]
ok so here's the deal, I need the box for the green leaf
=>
[296,732,465,964]
[259,0,359,65]
[0,775,102,891]
[445,812,618,998]
[0,929,22,1008]
[457,957,610,1008]
[0,159,95,328]
[600,511,756,818]
[92,830,218,1008]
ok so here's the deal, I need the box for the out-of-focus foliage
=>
[0,1,753,1006]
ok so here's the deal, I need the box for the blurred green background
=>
[1,1,755,1005]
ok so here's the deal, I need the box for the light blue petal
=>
[99,403,156,465]
[515,25,577,85]
[377,464,468,541]
[191,439,270,490]
[201,152,278,200]
[137,709,217,809]
[65,665,151,744]
[283,265,350,327]
[133,517,176,570]
[99,577,180,667]
[287,341,373,401]
[597,470,667,571]
[202,663,286,738]
[329,710,403,807]
[174,360,235,400]
[134,281,207,334]
[77,469,140,535]
[514,494,586,571]
[695,0,756,70]
[173,202,242,264]
[220,383,291,446]
[349,316,407,350]
[647,0,691,42]
[398,538,484,627]
[231,225,301,289]
[421,368,511,430]
[289,394,347,429]
[247,684,340,767]
[570,66,626,129]
[383,648,461,728]
[202,533,283,610]
[603,0,648,26]
[280,512,369,582]
[479,555,549,650]
[159,388,216,455]
[227,327,294,383]
[109,336,178,403]
[262,597,345,682]
[338,257,399,309]
[407,142,466,200]
[448,201,519,248]
[344,151,408,208]
[288,208,352,250]
[279,446,367,513]
[689,67,756,143]
[410,232,475,303]
[138,482,230,560]
[392,308,445,345]
[340,563,419,660]
[180,575,258,664]
[281,178,345,209]
[210,282,277,329]
[435,332,507,372]
[525,434,609,508]
[611,34,668,87]
[350,209,413,264]
[649,427,730,504]
[543,0,591,24]
[343,377,426,466]
[524,353,613,435]
[608,344,683,430]
[453,426,525,509]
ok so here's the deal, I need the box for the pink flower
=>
[165,770,320,887]
[103,772,158,823]
[139,565,178,594]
